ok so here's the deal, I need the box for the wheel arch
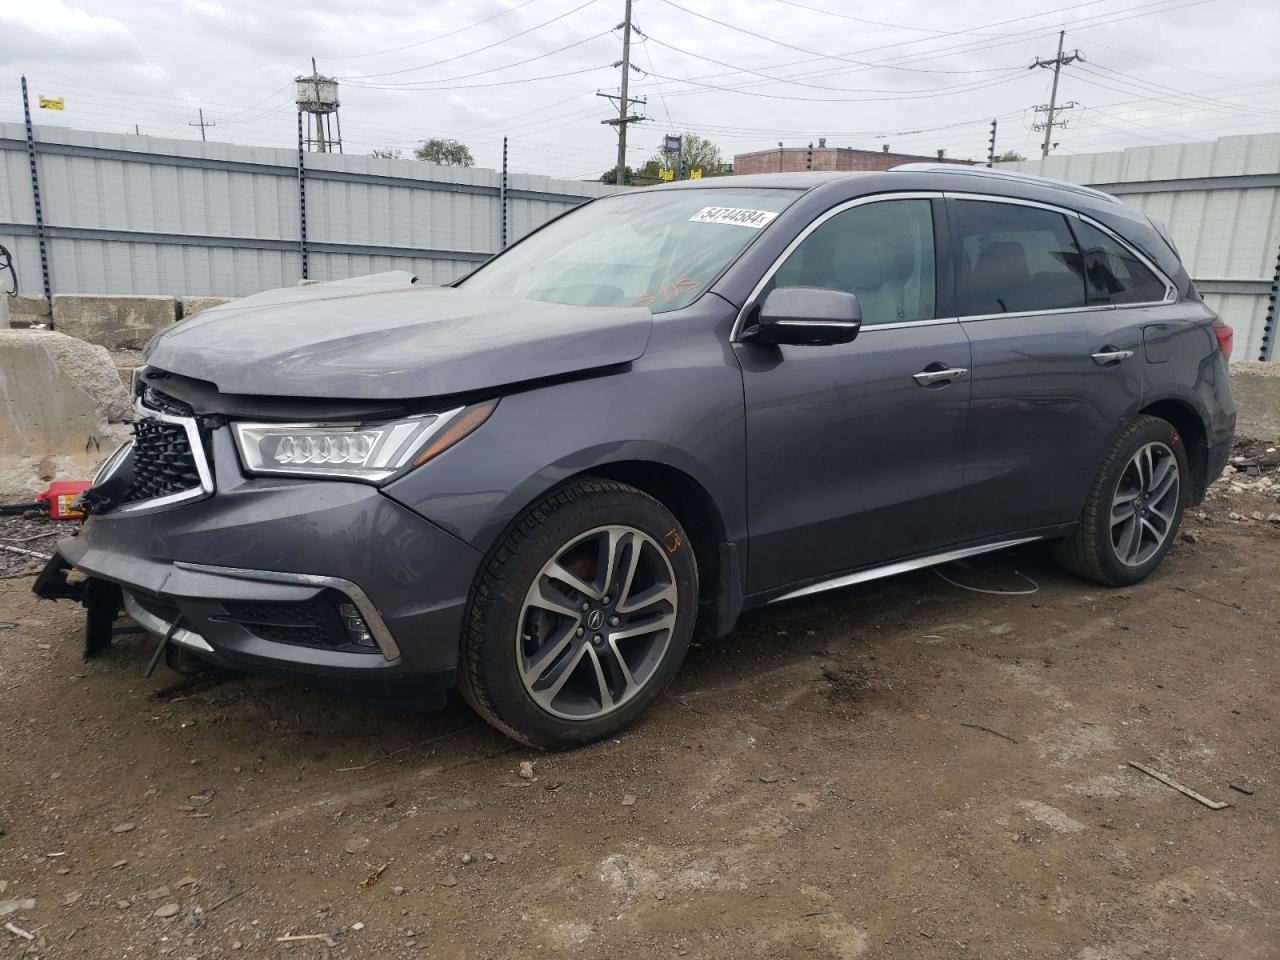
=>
[1139,396,1210,503]
[569,460,743,637]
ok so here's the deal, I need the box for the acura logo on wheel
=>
[586,609,605,630]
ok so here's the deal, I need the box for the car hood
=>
[144,272,654,400]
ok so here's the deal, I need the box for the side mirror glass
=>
[745,286,861,346]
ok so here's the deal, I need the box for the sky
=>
[2,0,1278,181]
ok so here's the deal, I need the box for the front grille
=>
[215,596,374,652]
[121,417,204,504]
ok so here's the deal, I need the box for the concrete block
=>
[6,294,51,327]
[1231,361,1280,442]
[179,295,236,320]
[0,329,133,494]
[52,293,176,348]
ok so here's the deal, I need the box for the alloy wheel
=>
[516,525,680,720]
[1110,441,1180,567]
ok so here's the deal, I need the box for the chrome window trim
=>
[122,590,214,653]
[730,191,947,342]
[105,399,215,516]
[770,536,1042,604]
[173,561,401,661]
[944,192,1179,314]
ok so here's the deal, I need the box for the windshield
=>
[458,188,800,313]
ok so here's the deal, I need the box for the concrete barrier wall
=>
[1232,362,1280,441]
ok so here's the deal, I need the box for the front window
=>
[458,188,800,313]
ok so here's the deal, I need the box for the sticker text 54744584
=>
[688,206,779,229]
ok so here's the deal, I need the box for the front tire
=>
[459,478,698,748]
[1056,415,1188,586]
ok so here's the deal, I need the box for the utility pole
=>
[188,107,215,142]
[1030,31,1083,158]
[598,0,646,186]
[986,118,998,167]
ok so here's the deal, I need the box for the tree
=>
[370,147,404,160]
[995,150,1027,162]
[599,165,636,185]
[650,132,725,176]
[415,138,474,166]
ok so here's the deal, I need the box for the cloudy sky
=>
[2,0,1277,180]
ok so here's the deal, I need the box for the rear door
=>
[948,196,1170,538]
[735,195,974,594]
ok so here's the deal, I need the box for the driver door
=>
[734,195,973,594]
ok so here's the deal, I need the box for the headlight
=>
[232,400,497,483]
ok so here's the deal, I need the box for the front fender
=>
[382,298,747,556]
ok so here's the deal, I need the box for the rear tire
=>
[1056,415,1188,586]
[459,478,698,748]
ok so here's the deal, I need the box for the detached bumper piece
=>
[32,554,123,660]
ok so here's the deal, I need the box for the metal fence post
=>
[500,136,508,251]
[296,110,309,281]
[20,76,53,310]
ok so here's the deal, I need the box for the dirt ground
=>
[1,453,1277,960]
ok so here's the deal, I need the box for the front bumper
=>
[43,427,484,705]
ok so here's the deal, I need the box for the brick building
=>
[734,144,976,175]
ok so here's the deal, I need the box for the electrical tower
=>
[1030,31,1084,158]
[598,0,646,186]
[296,58,343,154]
[188,108,216,142]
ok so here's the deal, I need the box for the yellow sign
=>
[38,96,65,111]
[690,168,703,179]
[658,168,674,181]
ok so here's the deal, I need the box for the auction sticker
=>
[688,206,779,229]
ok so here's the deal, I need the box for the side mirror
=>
[744,286,861,346]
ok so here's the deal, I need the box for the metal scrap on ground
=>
[1128,760,1231,810]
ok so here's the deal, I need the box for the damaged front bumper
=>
[34,424,485,708]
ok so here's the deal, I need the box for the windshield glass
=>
[458,188,800,313]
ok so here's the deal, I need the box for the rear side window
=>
[1071,219,1168,305]
[952,200,1085,316]
[772,198,936,326]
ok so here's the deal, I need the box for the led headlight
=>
[232,400,497,483]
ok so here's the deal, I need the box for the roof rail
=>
[890,163,1120,204]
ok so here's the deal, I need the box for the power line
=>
[328,0,542,60]
[343,0,603,80]
[187,107,216,141]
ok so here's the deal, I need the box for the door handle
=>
[913,367,969,386]
[1091,349,1134,366]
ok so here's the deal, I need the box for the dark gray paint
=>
[145,272,653,400]
[47,166,1237,704]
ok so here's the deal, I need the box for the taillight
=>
[1211,320,1233,360]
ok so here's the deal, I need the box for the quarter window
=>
[953,201,1086,316]
[1071,219,1168,305]
[772,199,936,326]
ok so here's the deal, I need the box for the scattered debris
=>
[1229,783,1255,796]
[362,863,388,887]
[1128,761,1231,810]
[5,922,35,941]
[351,921,365,931]
[759,774,780,783]
[277,933,337,945]
[0,899,36,918]
[460,852,473,865]
[111,821,137,834]
[517,760,536,781]
[344,836,370,855]
[440,876,458,888]
[174,876,197,888]
[154,903,181,919]
[959,721,1019,744]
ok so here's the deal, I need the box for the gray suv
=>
[36,165,1236,747]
